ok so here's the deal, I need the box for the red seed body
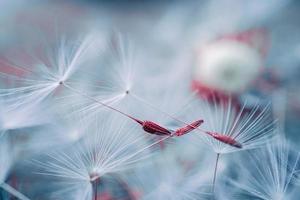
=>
[141,121,172,136]
[175,119,204,136]
[207,132,242,148]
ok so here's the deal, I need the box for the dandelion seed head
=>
[195,40,262,93]
[222,138,300,200]
[0,32,97,109]
[34,113,164,198]
[184,97,276,153]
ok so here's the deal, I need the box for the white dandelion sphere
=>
[194,40,262,93]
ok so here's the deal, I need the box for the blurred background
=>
[1,0,300,199]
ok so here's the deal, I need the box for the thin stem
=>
[62,83,142,124]
[64,82,209,135]
[92,179,99,200]
[62,83,240,148]
[212,153,220,195]
[0,182,31,200]
[129,93,207,133]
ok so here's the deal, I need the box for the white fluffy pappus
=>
[60,34,138,118]
[66,33,191,120]
[33,113,168,200]
[184,97,276,154]
[0,32,102,111]
[220,137,300,200]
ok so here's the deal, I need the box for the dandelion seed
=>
[33,114,169,200]
[206,132,242,149]
[136,120,172,136]
[221,137,300,200]
[174,119,204,136]
[63,81,196,137]
[127,86,272,152]
[60,34,204,139]
[179,96,276,196]
[0,34,95,109]
[186,97,276,153]
[0,33,202,140]
[134,119,204,137]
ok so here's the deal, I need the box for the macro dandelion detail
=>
[189,97,276,154]
[219,138,300,200]
[182,95,276,195]
[34,114,166,200]
[0,1,300,200]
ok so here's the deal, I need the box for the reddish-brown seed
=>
[141,121,172,136]
[206,132,242,148]
[175,119,204,136]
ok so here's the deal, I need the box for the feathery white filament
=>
[34,114,168,199]
[226,139,300,200]
[187,97,276,153]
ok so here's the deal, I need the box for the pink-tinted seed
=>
[175,119,204,136]
[139,121,172,136]
[137,119,205,137]
[63,84,200,138]
[206,132,243,148]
